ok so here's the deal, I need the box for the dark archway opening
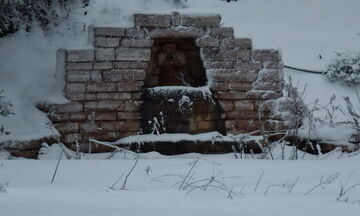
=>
[141,37,225,135]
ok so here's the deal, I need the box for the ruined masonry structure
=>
[49,13,284,152]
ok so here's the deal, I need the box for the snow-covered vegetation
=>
[326,52,360,85]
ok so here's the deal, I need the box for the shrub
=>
[0,0,89,37]
[0,90,13,136]
[325,52,360,85]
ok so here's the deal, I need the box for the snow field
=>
[1,155,360,216]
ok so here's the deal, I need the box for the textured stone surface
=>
[134,14,171,28]
[94,37,120,47]
[94,27,125,37]
[67,50,94,62]
[121,39,154,48]
[95,48,115,61]
[115,48,151,61]
[181,15,221,27]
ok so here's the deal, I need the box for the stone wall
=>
[48,12,284,151]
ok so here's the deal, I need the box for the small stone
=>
[207,27,234,38]
[117,81,144,92]
[96,92,131,100]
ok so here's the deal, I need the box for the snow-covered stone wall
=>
[48,13,284,151]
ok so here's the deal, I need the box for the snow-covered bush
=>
[0,90,13,136]
[325,52,360,85]
[0,0,88,37]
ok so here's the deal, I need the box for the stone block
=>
[234,100,254,110]
[197,121,215,131]
[219,100,234,111]
[253,82,283,91]
[79,122,101,133]
[86,82,116,92]
[229,83,253,91]
[53,102,83,113]
[55,122,79,133]
[246,90,282,100]
[67,49,94,62]
[207,27,234,39]
[65,92,96,101]
[117,112,141,120]
[236,119,259,132]
[131,92,142,100]
[84,100,125,111]
[66,63,93,71]
[114,61,148,69]
[91,71,102,81]
[103,69,145,82]
[100,121,140,132]
[209,81,230,91]
[134,14,171,28]
[196,38,219,47]
[256,69,284,83]
[171,12,181,26]
[117,81,144,92]
[220,38,251,50]
[252,49,281,62]
[121,39,154,48]
[125,101,142,112]
[93,62,113,70]
[225,120,237,130]
[265,62,283,69]
[88,112,117,121]
[94,27,125,37]
[204,61,234,69]
[49,113,69,122]
[181,15,221,27]
[94,37,120,47]
[66,71,91,82]
[216,91,247,100]
[125,28,146,38]
[70,112,87,121]
[116,48,151,61]
[96,92,131,100]
[65,83,86,93]
[236,50,251,62]
[148,27,205,38]
[234,62,263,71]
[63,133,82,143]
[227,110,259,120]
[95,48,115,61]
[208,69,258,83]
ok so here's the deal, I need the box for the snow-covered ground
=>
[1,151,360,216]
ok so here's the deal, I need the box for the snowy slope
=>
[0,0,360,142]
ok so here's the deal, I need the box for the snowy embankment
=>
[0,0,360,142]
[1,154,360,216]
